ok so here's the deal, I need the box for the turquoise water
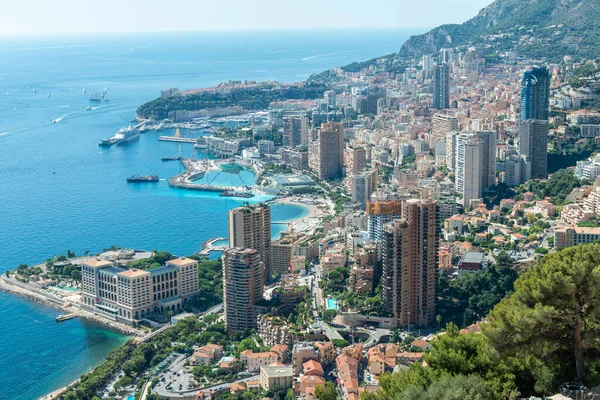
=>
[0,29,420,399]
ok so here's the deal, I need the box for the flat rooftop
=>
[149,265,177,276]
[98,266,126,276]
[462,252,484,264]
[260,365,293,377]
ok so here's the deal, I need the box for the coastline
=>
[0,276,140,337]
[38,378,80,400]
[270,196,334,233]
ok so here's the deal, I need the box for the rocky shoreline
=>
[0,276,141,337]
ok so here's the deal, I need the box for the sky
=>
[0,0,495,36]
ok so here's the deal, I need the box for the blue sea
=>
[0,29,420,399]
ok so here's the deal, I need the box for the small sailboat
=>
[81,87,85,94]
[47,92,51,98]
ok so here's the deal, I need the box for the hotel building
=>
[81,257,199,323]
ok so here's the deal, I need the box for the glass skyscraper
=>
[520,67,550,122]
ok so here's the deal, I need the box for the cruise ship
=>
[115,126,140,144]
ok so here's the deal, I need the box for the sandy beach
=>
[272,195,334,233]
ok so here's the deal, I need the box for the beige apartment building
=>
[81,257,199,323]
[260,365,294,391]
[381,199,438,328]
[554,226,600,248]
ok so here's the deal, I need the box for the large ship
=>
[115,126,140,144]
[89,89,108,102]
[127,175,159,183]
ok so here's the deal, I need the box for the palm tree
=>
[436,314,442,331]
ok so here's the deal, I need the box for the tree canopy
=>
[484,243,600,385]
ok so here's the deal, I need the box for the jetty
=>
[198,237,228,257]
[158,128,197,143]
[56,313,76,322]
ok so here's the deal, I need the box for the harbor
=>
[167,157,258,195]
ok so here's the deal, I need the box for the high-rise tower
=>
[223,248,264,333]
[433,64,450,110]
[317,122,345,180]
[381,199,438,328]
[520,67,550,123]
[228,203,272,279]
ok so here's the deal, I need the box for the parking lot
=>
[154,354,196,397]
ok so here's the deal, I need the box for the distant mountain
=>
[399,0,600,62]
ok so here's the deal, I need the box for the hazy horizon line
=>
[0,25,431,39]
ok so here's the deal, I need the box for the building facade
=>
[351,169,378,210]
[455,134,482,206]
[81,257,199,323]
[223,248,264,333]
[520,67,550,123]
[318,122,345,180]
[519,119,548,179]
[381,199,438,328]
[367,200,403,259]
[474,131,497,189]
[283,116,309,148]
[433,64,450,110]
[228,203,272,279]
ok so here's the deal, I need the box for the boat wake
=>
[52,110,78,123]
[302,51,344,61]
[57,105,71,108]
[90,105,110,111]
[0,131,11,137]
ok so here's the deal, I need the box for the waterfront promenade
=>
[0,275,141,337]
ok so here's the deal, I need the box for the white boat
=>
[47,93,51,98]
[82,87,85,94]
[114,126,140,144]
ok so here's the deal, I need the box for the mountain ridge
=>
[398,0,600,62]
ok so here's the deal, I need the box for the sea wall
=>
[0,276,140,337]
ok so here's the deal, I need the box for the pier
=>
[198,237,228,257]
[56,313,77,322]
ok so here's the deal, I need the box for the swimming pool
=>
[326,298,338,310]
